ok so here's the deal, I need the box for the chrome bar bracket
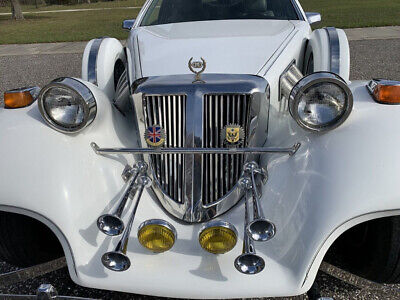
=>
[121,164,135,182]
[90,142,301,156]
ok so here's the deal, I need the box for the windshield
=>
[141,0,300,26]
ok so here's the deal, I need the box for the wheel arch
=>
[301,209,400,291]
[82,37,126,100]
[303,27,350,81]
[0,205,79,283]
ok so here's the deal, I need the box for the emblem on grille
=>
[221,124,245,147]
[188,57,206,83]
[145,125,165,147]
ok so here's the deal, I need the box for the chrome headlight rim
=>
[289,72,353,132]
[38,77,97,134]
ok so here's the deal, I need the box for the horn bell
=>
[246,219,276,242]
[101,251,131,272]
[234,252,265,275]
[97,214,125,236]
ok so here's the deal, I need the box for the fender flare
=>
[82,38,126,100]
[0,205,79,283]
[304,27,350,82]
[301,209,400,291]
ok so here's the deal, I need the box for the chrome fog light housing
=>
[289,72,353,132]
[38,77,96,133]
[199,221,238,254]
[138,219,177,253]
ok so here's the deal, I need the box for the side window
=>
[142,0,163,25]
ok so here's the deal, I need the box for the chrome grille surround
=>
[132,74,270,223]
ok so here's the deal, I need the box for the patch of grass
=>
[0,8,141,44]
[0,0,399,44]
[0,0,146,13]
[300,0,400,28]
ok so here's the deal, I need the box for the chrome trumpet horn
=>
[102,175,152,272]
[97,161,148,236]
[235,178,265,275]
[243,162,276,242]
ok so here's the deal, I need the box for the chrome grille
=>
[133,74,269,222]
[202,94,251,205]
[143,95,186,203]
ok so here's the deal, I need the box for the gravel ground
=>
[1,38,400,299]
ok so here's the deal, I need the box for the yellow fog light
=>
[199,221,238,254]
[138,220,176,253]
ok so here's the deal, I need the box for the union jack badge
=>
[145,125,165,147]
[221,124,245,147]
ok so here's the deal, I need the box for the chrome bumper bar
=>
[90,142,301,156]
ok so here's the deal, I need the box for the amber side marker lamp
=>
[3,86,40,109]
[367,79,400,104]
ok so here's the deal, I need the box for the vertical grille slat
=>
[213,96,218,201]
[144,94,186,203]
[145,93,250,206]
[202,93,251,205]
[219,95,224,198]
[167,96,173,197]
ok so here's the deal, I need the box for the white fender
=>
[304,27,350,82]
[82,38,126,100]
[1,81,400,298]
[264,80,400,294]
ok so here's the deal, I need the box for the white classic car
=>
[2,0,400,298]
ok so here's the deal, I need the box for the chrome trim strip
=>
[91,142,301,156]
[87,37,105,85]
[325,27,340,75]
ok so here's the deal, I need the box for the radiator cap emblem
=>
[188,57,206,83]
[222,124,245,147]
[145,125,165,147]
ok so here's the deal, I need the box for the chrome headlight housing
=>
[38,77,96,133]
[289,72,353,132]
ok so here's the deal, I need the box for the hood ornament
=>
[188,57,206,83]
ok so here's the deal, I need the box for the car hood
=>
[136,19,295,77]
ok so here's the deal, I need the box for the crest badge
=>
[188,57,206,83]
[221,124,245,147]
[145,125,165,147]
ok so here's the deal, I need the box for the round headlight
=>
[289,72,353,132]
[38,78,96,133]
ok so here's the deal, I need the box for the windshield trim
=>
[138,0,305,27]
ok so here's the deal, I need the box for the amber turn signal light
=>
[367,79,400,104]
[3,87,40,109]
